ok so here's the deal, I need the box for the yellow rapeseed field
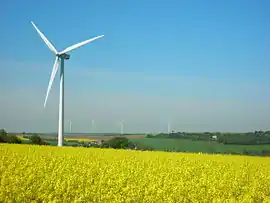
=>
[16,135,29,141]
[64,138,97,142]
[0,144,270,202]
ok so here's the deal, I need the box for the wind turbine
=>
[91,119,95,134]
[31,21,104,146]
[167,121,171,134]
[118,120,125,136]
[68,119,72,133]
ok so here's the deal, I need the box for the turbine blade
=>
[44,57,59,107]
[59,34,104,54]
[31,21,58,54]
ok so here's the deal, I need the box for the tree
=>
[102,137,134,149]
[29,134,47,145]
[0,129,22,144]
[0,129,8,143]
[7,135,22,144]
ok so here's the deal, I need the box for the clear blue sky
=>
[1,0,270,133]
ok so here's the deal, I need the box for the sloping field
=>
[0,144,270,202]
[16,135,29,141]
[130,138,270,153]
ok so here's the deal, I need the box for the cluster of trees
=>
[0,129,22,144]
[28,134,49,145]
[101,137,135,149]
[68,137,153,151]
[0,129,48,145]
[76,137,153,151]
[146,131,270,145]
[99,137,153,150]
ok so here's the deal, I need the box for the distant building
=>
[88,140,104,146]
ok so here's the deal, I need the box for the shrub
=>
[0,129,21,144]
[29,134,48,145]
[6,135,22,144]
[102,137,134,149]
[0,129,8,143]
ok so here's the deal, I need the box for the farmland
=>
[130,138,270,154]
[13,131,270,156]
[1,144,270,202]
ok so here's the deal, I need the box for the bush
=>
[102,137,134,149]
[6,135,22,144]
[0,129,21,144]
[0,129,8,143]
[29,134,48,145]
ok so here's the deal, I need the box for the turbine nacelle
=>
[56,53,70,60]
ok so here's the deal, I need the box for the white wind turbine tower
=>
[31,21,104,146]
[118,120,125,136]
[167,121,171,134]
[68,119,72,133]
[91,119,95,134]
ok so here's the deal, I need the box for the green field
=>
[130,138,270,153]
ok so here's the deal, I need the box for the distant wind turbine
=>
[91,119,95,134]
[118,120,125,136]
[30,21,104,146]
[167,121,171,134]
[68,119,72,133]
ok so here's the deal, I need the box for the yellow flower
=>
[0,144,269,202]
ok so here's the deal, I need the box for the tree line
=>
[0,129,48,145]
